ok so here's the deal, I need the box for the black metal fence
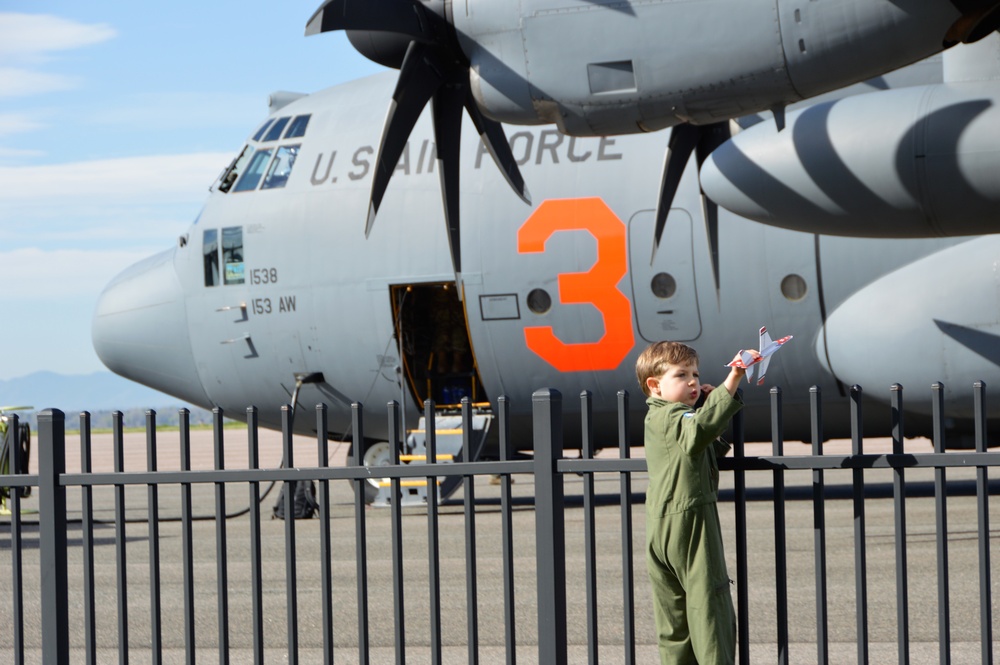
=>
[1,383,998,664]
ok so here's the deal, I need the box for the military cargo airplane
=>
[93,24,1000,499]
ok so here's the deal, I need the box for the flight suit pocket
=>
[688,574,731,610]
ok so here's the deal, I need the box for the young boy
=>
[636,340,757,665]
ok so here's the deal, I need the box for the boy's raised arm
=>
[722,349,760,396]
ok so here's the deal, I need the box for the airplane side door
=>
[628,208,702,342]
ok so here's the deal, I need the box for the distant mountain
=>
[0,370,194,413]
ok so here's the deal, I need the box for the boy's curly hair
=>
[635,341,699,397]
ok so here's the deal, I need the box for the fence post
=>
[891,384,909,665]
[974,381,993,665]
[733,390,749,665]
[281,405,299,664]
[37,409,69,665]
[533,388,567,665]
[810,386,829,665]
[10,412,24,663]
[617,390,636,665]
[850,386,869,665]
[770,387,788,665]
[351,402,370,665]
[931,383,950,665]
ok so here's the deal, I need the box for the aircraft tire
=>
[347,440,392,505]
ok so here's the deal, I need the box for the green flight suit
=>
[644,387,743,665]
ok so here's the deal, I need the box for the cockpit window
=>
[232,148,274,192]
[252,118,274,142]
[217,144,254,193]
[222,226,245,285]
[262,117,290,142]
[284,114,310,139]
[203,229,219,287]
[261,145,299,190]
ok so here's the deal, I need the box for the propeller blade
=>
[366,43,444,236]
[652,123,699,263]
[464,95,531,205]
[311,0,533,254]
[695,122,732,298]
[306,0,428,40]
[946,0,1000,44]
[700,193,721,299]
[694,122,733,168]
[433,84,465,273]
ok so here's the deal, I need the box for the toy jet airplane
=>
[726,326,793,385]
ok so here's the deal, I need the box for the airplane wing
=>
[755,355,772,386]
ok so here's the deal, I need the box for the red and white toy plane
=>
[726,326,793,386]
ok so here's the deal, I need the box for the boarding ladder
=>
[372,412,492,507]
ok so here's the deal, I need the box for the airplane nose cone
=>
[92,249,211,406]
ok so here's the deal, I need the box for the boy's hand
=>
[728,352,748,375]
[723,349,761,395]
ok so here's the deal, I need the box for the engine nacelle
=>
[457,0,960,135]
[700,81,1000,236]
[819,237,1000,417]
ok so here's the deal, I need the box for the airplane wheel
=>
[347,441,392,505]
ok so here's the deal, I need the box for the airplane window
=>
[222,226,244,285]
[527,289,552,314]
[217,145,254,193]
[232,149,274,192]
[261,145,299,190]
[203,229,219,287]
[284,114,310,139]
[781,274,808,301]
[262,117,291,142]
[651,272,677,299]
[252,119,274,142]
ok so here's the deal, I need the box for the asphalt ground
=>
[1,428,999,663]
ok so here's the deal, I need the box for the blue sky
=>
[0,2,385,380]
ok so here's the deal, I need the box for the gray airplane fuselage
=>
[93,65,1000,451]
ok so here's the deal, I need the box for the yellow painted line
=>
[409,429,465,435]
[399,454,455,462]
[377,479,441,488]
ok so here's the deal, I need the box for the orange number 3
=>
[517,198,635,371]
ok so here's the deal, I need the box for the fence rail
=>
[1,383,998,664]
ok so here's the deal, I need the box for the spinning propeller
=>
[306,0,531,274]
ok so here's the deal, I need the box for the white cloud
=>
[0,13,116,61]
[0,66,80,97]
[0,146,45,160]
[0,152,232,203]
[0,153,230,253]
[88,91,266,132]
[0,112,45,137]
[0,14,114,101]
